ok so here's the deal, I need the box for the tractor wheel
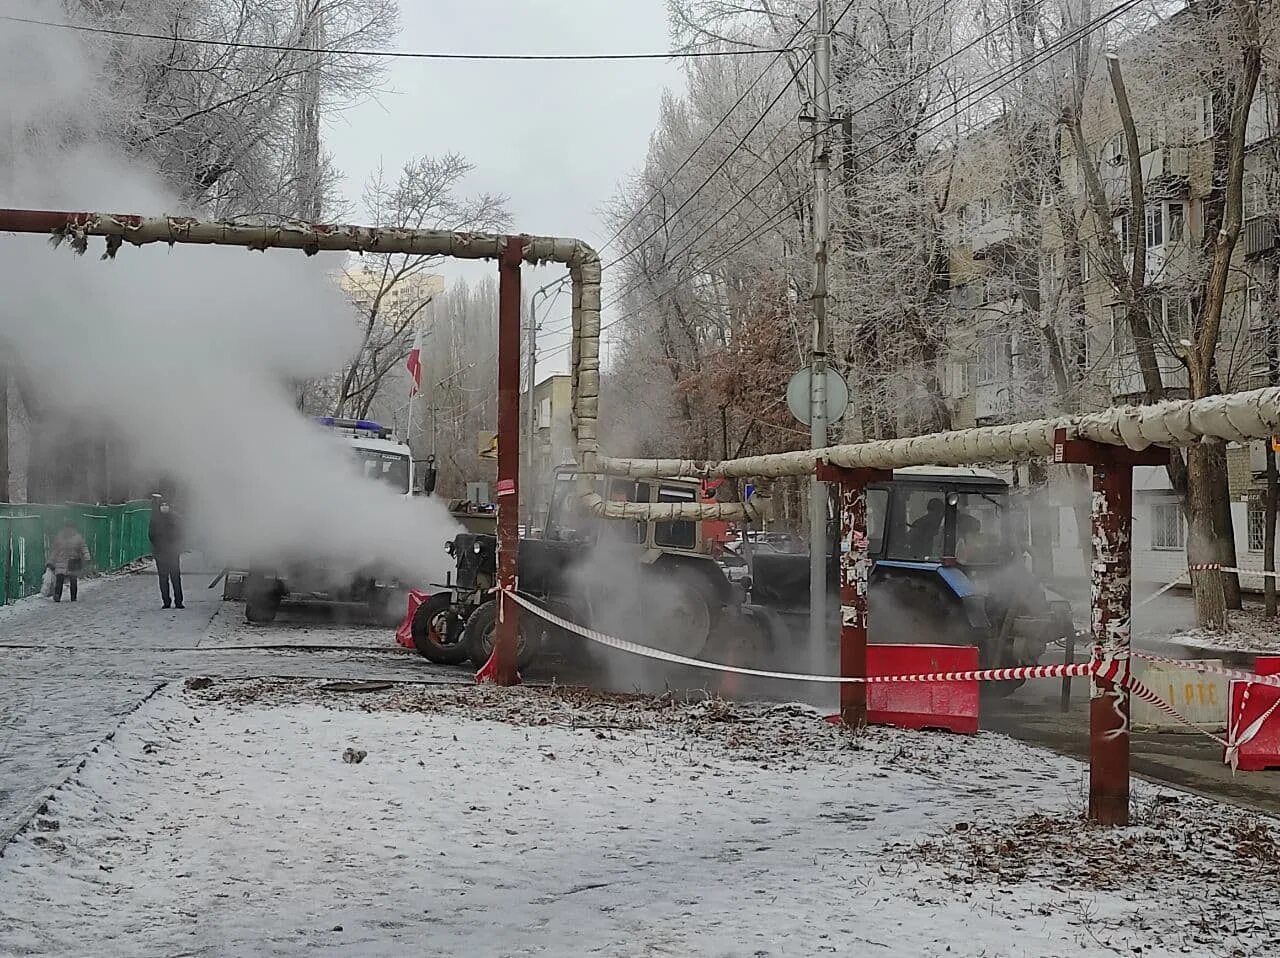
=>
[642,572,713,659]
[244,575,281,625]
[411,593,471,665]
[463,598,541,670]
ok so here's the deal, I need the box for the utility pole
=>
[525,290,539,531]
[525,278,564,532]
[808,0,832,658]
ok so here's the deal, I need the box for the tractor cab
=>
[746,465,1071,681]
[868,466,1017,569]
[543,466,706,559]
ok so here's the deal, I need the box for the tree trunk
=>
[1266,441,1277,617]
[1206,443,1241,608]
[1187,444,1228,630]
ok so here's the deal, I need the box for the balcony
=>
[1245,216,1279,258]
[970,213,1022,258]
[1102,147,1190,206]
[1107,349,1188,400]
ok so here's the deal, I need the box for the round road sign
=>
[786,367,850,426]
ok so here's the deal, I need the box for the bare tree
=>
[331,156,508,419]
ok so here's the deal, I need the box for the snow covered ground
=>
[1,680,1277,957]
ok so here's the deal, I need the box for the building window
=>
[1113,212,1131,255]
[1161,294,1191,342]
[1111,303,1133,355]
[1104,132,1126,168]
[1145,205,1164,249]
[1081,250,1091,282]
[1151,499,1185,551]
[1249,491,1270,553]
[976,336,1002,386]
[1167,202,1186,243]
[1198,93,1215,141]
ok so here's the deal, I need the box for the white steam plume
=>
[0,8,459,585]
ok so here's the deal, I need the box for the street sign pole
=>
[808,0,832,661]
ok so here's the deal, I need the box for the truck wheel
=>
[463,598,540,670]
[244,574,281,624]
[245,594,280,624]
[411,593,470,666]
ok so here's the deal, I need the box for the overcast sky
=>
[325,0,685,379]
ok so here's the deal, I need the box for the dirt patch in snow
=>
[1164,603,1280,655]
[184,677,868,770]
[898,799,1280,955]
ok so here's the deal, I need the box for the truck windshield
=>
[353,450,410,494]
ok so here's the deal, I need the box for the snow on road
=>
[2,680,1277,958]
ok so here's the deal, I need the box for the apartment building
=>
[933,13,1280,588]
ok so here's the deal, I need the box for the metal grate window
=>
[1150,500,1185,551]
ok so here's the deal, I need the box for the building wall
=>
[524,374,574,529]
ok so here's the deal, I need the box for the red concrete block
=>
[395,589,431,650]
[866,643,980,735]
[1227,655,1280,772]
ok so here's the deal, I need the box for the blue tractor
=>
[745,466,1075,694]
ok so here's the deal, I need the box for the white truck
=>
[225,417,425,624]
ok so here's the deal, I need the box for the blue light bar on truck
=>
[315,417,386,432]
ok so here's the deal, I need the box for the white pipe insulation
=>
[584,388,1280,521]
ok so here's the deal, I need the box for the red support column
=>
[1054,429,1168,825]
[486,235,527,686]
[817,464,891,727]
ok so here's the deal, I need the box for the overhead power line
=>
[595,8,821,256]
[588,0,1144,338]
[0,14,800,61]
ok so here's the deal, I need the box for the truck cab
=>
[234,418,415,623]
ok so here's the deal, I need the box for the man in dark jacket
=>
[149,495,184,609]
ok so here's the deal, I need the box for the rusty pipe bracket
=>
[1053,428,1171,467]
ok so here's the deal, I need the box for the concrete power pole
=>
[524,290,538,530]
[808,1,832,657]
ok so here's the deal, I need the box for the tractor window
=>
[954,491,1009,565]
[867,488,888,555]
[890,487,946,561]
[654,484,697,550]
[602,478,645,544]
[546,476,587,541]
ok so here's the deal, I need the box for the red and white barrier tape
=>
[508,592,1094,686]
[504,592,1280,766]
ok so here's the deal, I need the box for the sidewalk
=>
[0,570,454,847]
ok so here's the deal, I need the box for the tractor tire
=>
[641,571,713,659]
[463,598,541,670]
[411,593,470,666]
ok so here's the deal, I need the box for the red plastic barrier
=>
[1228,655,1280,772]
[395,589,431,650]
[866,643,980,734]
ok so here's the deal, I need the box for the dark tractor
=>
[410,466,738,669]
[747,466,1074,692]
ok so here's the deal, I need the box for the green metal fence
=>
[0,501,152,605]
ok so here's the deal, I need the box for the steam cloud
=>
[0,8,458,585]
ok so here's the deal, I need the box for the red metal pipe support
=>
[1054,429,1168,825]
[817,463,892,727]
[486,236,527,686]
